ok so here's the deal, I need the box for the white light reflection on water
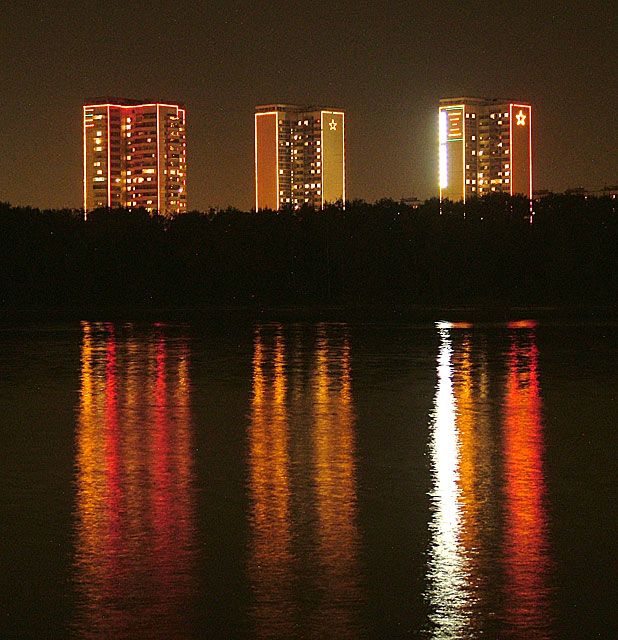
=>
[425,326,471,638]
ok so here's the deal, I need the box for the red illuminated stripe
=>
[107,106,111,207]
[342,111,346,205]
[462,106,466,203]
[510,103,532,199]
[509,104,514,197]
[157,104,160,214]
[83,106,88,215]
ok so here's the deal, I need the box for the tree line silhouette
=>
[1,194,617,310]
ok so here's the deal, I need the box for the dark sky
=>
[1,0,616,211]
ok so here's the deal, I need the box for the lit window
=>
[505,179,510,183]
[94,138,102,144]
[471,135,475,141]
[127,170,132,175]
[96,170,103,175]
[95,146,102,151]
[94,162,101,167]
[505,163,509,169]
[96,131,102,136]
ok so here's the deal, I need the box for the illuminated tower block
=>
[439,97,532,202]
[83,98,186,216]
[255,104,345,210]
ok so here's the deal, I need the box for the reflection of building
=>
[255,104,345,210]
[426,322,552,637]
[83,99,187,215]
[74,323,196,638]
[248,324,360,638]
[503,329,553,637]
[439,97,532,202]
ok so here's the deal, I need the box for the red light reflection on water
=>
[74,323,197,639]
[502,333,553,638]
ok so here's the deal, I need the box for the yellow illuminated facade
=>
[83,99,187,216]
[439,97,532,202]
[255,104,345,210]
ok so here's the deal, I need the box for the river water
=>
[1,319,615,638]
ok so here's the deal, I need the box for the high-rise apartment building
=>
[255,104,345,210]
[439,97,532,202]
[83,99,186,215]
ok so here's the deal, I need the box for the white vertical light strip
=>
[439,108,448,197]
[426,325,468,636]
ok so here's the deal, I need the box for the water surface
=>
[1,319,616,638]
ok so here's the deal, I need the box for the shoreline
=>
[2,302,617,325]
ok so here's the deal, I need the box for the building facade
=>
[255,104,345,210]
[439,97,532,202]
[83,99,186,215]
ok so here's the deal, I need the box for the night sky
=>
[1,0,616,211]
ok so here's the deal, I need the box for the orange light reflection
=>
[502,332,553,638]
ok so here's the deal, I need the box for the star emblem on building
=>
[516,110,526,126]
[329,119,337,130]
